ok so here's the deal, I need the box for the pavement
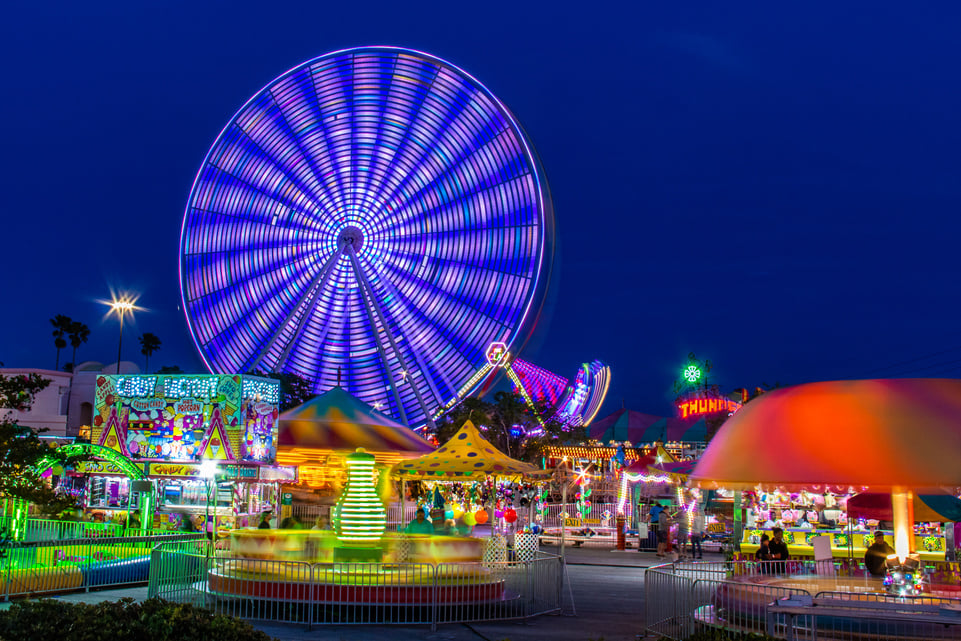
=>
[24,547,725,641]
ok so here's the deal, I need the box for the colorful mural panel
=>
[92,374,279,464]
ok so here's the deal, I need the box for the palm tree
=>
[67,321,90,372]
[139,333,162,373]
[50,314,72,370]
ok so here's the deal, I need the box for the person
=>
[796,516,813,530]
[312,514,331,530]
[690,509,705,559]
[768,527,790,574]
[404,508,434,535]
[279,516,301,529]
[126,509,142,531]
[864,531,896,577]
[756,534,773,574]
[649,502,663,549]
[258,511,273,529]
[176,512,194,532]
[657,509,673,557]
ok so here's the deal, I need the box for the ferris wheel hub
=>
[337,226,365,252]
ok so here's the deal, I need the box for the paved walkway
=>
[23,546,718,640]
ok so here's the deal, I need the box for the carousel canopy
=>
[390,420,538,480]
[624,443,676,474]
[649,460,697,484]
[689,379,961,493]
[590,408,707,444]
[277,387,434,453]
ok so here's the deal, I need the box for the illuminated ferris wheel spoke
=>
[243,245,346,373]
[347,259,409,425]
[377,255,513,337]
[210,128,333,231]
[362,260,450,402]
[346,243,437,428]
[265,76,356,219]
[181,47,551,427]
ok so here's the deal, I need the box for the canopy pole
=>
[892,488,916,562]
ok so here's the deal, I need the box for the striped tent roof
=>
[277,387,433,453]
[589,408,708,443]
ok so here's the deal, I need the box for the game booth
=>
[673,379,961,638]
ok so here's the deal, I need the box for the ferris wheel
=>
[180,46,553,428]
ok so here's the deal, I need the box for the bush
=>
[0,597,276,641]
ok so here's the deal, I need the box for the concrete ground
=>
[29,546,724,641]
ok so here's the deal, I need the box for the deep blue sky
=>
[3,2,960,417]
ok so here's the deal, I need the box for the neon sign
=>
[486,342,508,367]
[683,366,702,384]
[676,393,742,419]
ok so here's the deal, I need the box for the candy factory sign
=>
[148,463,201,478]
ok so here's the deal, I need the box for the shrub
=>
[0,597,276,641]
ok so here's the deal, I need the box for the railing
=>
[149,542,564,630]
[0,532,205,601]
[646,559,961,640]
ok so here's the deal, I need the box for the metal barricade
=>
[149,543,565,629]
[1,533,204,601]
[310,561,435,626]
[771,596,961,641]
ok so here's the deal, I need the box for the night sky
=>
[3,2,960,418]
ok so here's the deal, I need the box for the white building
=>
[0,368,72,437]
[65,361,141,436]
[1,361,141,438]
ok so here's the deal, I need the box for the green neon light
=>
[35,443,146,480]
[337,449,386,546]
[683,365,702,384]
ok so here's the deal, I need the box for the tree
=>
[156,365,184,375]
[138,332,162,373]
[67,320,90,372]
[0,372,88,515]
[50,314,72,371]
[246,370,317,411]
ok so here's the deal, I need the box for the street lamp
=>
[103,295,139,374]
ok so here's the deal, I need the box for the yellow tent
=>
[390,421,539,480]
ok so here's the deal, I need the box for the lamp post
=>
[105,296,137,374]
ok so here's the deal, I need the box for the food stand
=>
[88,373,293,528]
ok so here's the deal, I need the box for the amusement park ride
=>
[179,46,609,430]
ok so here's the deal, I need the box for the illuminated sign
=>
[222,465,259,480]
[683,366,702,384]
[76,460,145,476]
[676,394,742,419]
[485,342,508,367]
[148,463,201,478]
[259,466,298,482]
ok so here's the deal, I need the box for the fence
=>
[646,559,961,640]
[149,542,564,630]
[0,532,205,601]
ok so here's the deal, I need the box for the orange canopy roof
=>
[689,379,961,493]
